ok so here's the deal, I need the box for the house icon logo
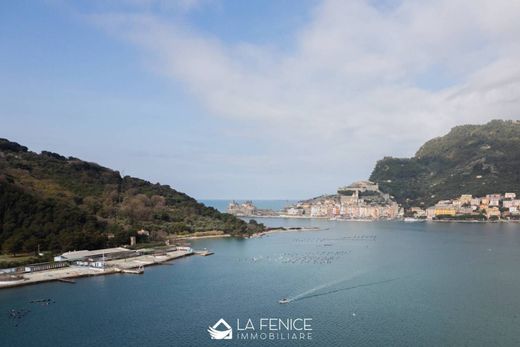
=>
[208,318,233,340]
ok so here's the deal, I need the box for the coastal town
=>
[4,182,518,289]
[228,181,520,222]
[421,192,520,220]
[229,181,400,220]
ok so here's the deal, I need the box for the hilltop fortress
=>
[227,181,401,220]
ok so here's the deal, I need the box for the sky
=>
[1,0,520,199]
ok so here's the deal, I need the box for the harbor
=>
[0,246,212,289]
[3,219,520,346]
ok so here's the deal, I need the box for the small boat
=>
[57,278,76,284]
[278,298,289,304]
[122,265,144,274]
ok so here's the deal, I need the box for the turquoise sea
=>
[2,218,520,346]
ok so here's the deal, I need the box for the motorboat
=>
[278,298,289,304]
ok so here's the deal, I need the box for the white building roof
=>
[57,247,132,261]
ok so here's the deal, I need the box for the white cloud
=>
[86,0,520,197]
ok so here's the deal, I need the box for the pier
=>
[0,247,213,289]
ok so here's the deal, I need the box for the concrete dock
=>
[0,249,199,289]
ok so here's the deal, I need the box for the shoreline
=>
[175,234,232,240]
[241,214,520,224]
[239,215,329,219]
[249,226,322,238]
[0,249,195,290]
[426,219,520,223]
[3,218,518,290]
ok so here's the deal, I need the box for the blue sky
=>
[1,0,520,199]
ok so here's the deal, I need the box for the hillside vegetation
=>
[0,139,263,256]
[370,120,520,207]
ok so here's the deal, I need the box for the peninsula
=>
[227,120,520,222]
[0,138,264,271]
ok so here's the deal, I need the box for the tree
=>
[23,236,39,255]
[2,234,23,256]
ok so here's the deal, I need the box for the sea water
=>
[1,219,520,346]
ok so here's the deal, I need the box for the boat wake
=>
[284,276,402,303]
[283,277,357,303]
[291,277,400,302]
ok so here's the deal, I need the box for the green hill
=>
[0,139,263,256]
[369,120,520,207]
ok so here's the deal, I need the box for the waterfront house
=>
[486,194,502,207]
[488,198,501,207]
[434,207,457,216]
[486,207,501,219]
[433,201,457,216]
[456,207,474,215]
[426,207,436,220]
[459,194,473,204]
[286,207,303,216]
[486,194,502,200]
[411,207,427,218]
[470,198,481,206]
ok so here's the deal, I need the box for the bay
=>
[1,218,520,346]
